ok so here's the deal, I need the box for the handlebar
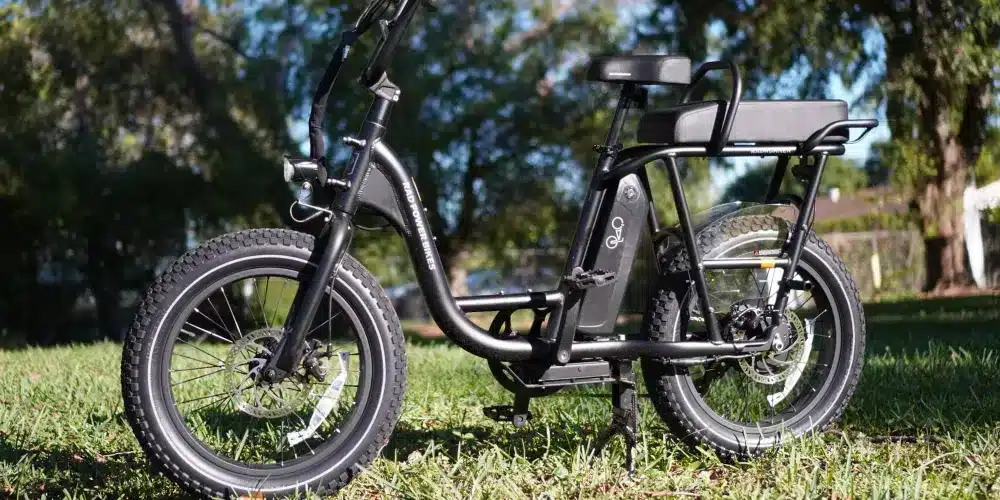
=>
[679,60,743,155]
[362,0,421,88]
[307,0,427,161]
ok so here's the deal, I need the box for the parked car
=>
[385,268,559,321]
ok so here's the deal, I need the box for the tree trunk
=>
[86,234,122,340]
[917,121,971,291]
[448,247,471,297]
[445,128,481,298]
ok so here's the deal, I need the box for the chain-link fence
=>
[819,230,925,299]
[818,221,1000,298]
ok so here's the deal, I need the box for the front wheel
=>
[642,216,865,459]
[122,229,406,498]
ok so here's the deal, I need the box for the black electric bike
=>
[121,0,877,496]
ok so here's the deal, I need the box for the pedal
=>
[562,267,618,291]
[592,143,624,156]
[483,405,531,428]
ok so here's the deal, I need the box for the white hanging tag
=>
[767,318,814,407]
[287,351,350,446]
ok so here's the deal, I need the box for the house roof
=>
[812,187,909,221]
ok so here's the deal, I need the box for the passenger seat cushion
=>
[636,100,849,145]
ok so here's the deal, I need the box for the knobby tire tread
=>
[643,215,866,460]
[121,228,406,498]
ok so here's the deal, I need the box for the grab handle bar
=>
[798,119,879,155]
[680,60,743,155]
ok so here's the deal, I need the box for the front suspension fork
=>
[262,92,392,382]
[262,212,354,381]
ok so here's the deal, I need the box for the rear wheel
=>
[122,229,406,498]
[641,216,865,458]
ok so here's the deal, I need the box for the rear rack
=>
[602,118,878,185]
[659,59,878,160]
[799,118,878,154]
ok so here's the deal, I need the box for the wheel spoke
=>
[188,388,243,414]
[177,338,228,365]
[307,311,342,336]
[170,364,221,373]
[194,307,236,339]
[271,278,290,327]
[177,390,235,406]
[172,351,223,368]
[291,413,319,455]
[220,286,244,339]
[172,368,227,387]
[258,277,271,328]
[233,428,250,462]
[205,296,230,336]
[182,322,233,344]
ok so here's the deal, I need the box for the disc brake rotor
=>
[739,311,805,385]
[225,328,313,418]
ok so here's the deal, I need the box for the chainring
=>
[225,328,314,419]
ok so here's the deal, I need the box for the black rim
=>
[157,263,375,473]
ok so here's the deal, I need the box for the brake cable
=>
[307,29,359,162]
[308,0,398,162]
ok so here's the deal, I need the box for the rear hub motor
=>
[739,311,805,385]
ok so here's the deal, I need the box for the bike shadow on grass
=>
[383,420,607,464]
[0,440,184,498]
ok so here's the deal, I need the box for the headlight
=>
[282,157,326,185]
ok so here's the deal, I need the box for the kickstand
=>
[483,392,532,428]
[595,360,639,473]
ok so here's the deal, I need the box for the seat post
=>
[595,84,635,174]
[564,83,636,272]
[543,83,638,361]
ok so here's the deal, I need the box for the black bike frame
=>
[264,0,877,378]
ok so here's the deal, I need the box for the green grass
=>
[2,295,1000,498]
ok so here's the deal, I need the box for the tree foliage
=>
[647,0,1000,290]
[0,0,652,341]
[720,157,869,204]
[0,1,294,342]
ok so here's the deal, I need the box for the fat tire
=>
[121,228,406,498]
[641,215,866,459]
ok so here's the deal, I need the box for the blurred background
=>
[1,0,997,344]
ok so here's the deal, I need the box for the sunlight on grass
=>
[0,296,998,497]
